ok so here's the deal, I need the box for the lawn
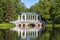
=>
[0,23,15,29]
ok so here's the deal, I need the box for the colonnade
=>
[18,15,38,21]
[26,15,38,20]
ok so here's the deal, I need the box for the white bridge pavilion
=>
[18,12,40,21]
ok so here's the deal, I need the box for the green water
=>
[0,27,60,40]
[37,27,60,40]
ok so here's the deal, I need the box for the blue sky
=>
[21,0,39,8]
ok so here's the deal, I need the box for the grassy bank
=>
[0,23,15,29]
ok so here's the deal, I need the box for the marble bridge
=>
[10,12,45,39]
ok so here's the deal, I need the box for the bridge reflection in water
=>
[10,27,43,40]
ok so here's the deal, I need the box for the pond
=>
[0,27,60,40]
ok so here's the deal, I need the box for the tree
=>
[3,0,21,22]
[0,0,22,23]
[19,2,28,12]
[29,0,60,24]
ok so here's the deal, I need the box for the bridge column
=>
[21,15,23,21]
[34,30,35,37]
[21,30,26,39]
[36,15,38,21]
[18,30,20,37]
[30,31,31,37]
[26,15,28,21]
[18,15,20,21]
[27,15,29,20]
[32,15,33,20]
[32,31,33,37]
[25,15,26,21]
[34,15,35,21]
[36,30,38,37]
[30,15,31,20]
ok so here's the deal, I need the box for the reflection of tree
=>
[28,23,36,28]
[49,28,60,40]
[0,29,18,40]
[36,27,60,40]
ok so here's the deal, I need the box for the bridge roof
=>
[19,12,39,15]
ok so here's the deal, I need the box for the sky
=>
[21,0,39,8]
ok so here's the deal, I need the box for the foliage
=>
[0,0,25,23]
[0,29,18,40]
[28,23,35,28]
[0,23,15,29]
[29,0,60,24]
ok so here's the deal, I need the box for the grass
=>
[0,23,15,29]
